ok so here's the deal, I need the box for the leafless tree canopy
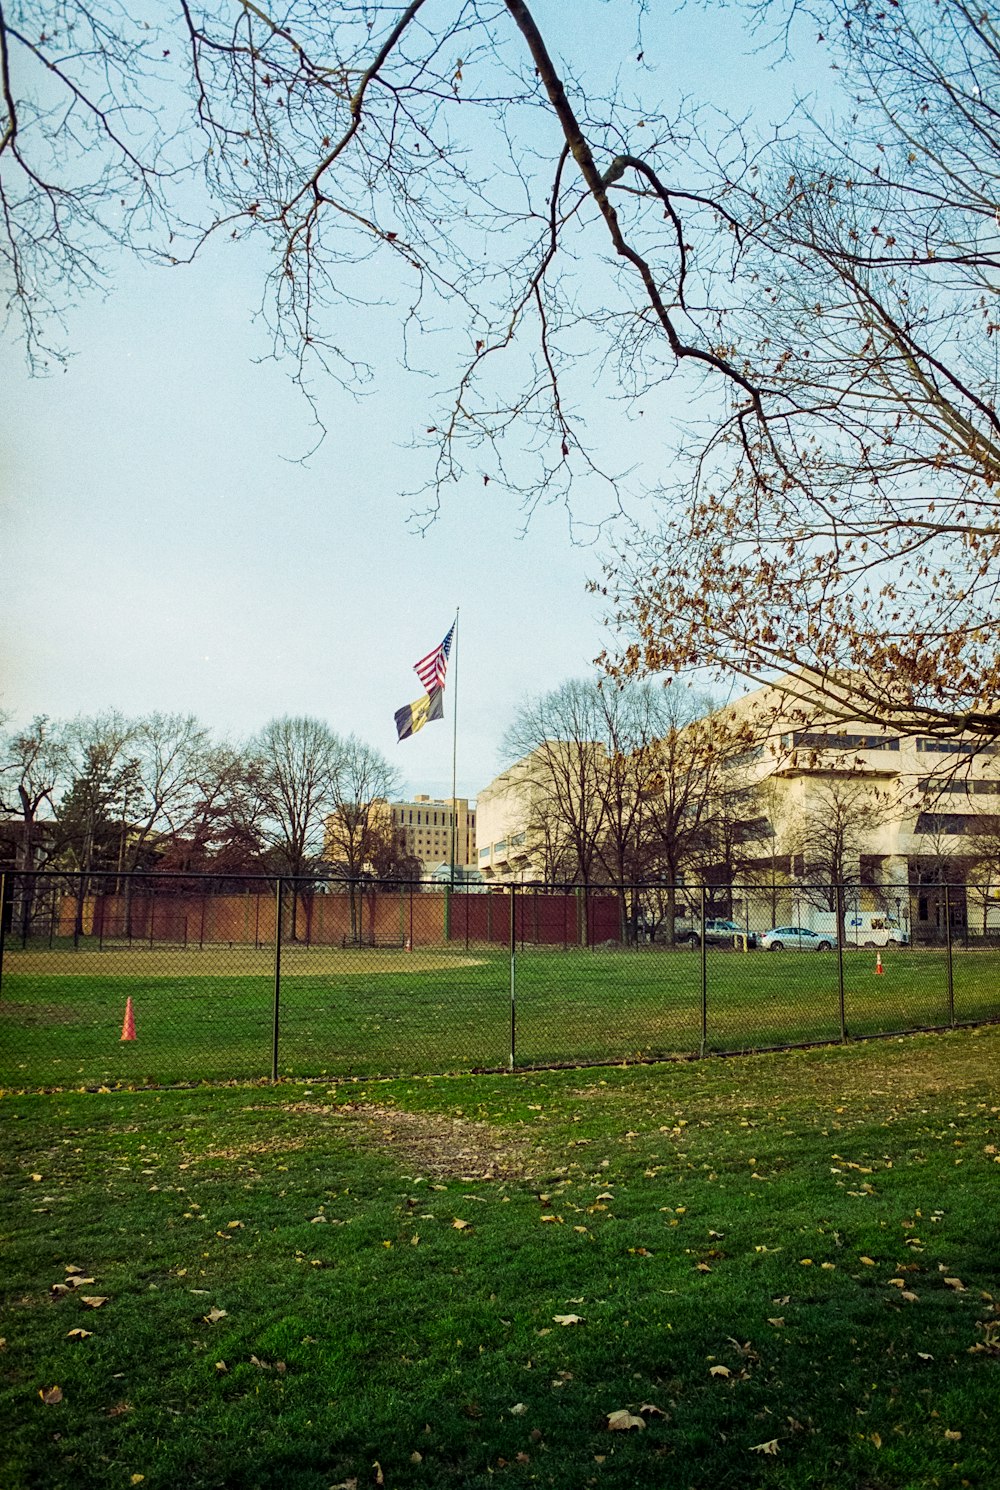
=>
[4,1,998,731]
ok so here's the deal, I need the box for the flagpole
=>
[449,608,460,890]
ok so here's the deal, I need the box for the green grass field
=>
[2,1028,999,1489]
[1,941,998,1090]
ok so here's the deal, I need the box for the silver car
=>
[759,926,837,952]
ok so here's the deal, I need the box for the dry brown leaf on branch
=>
[39,1385,64,1405]
[606,1409,646,1431]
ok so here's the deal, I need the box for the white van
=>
[814,910,909,947]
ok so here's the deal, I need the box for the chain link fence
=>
[2,870,998,1089]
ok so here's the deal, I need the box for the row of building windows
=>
[783,731,900,751]
[393,808,477,827]
[919,778,1000,795]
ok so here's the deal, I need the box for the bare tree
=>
[6,1,999,738]
[323,735,400,942]
[0,715,67,938]
[503,680,610,889]
[56,713,139,935]
[251,717,343,890]
[0,715,65,872]
[778,776,890,944]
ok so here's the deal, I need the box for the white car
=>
[759,926,837,952]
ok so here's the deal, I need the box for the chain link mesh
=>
[1,872,997,1089]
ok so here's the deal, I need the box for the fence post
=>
[836,882,847,1041]
[0,873,8,1001]
[509,883,517,1073]
[272,878,284,1082]
[945,883,955,1025]
[699,883,708,1057]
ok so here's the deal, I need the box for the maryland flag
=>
[394,686,445,742]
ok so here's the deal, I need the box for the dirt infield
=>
[2,945,488,979]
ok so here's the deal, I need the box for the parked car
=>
[687,918,758,949]
[759,926,837,952]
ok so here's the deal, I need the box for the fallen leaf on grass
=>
[606,1409,646,1431]
[902,1291,919,1303]
[30,1174,42,1182]
[328,1480,357,1489]
[709,1365,731,1378]
[373,1462,385,1486]
[917,1351,934,1361]
[870,1432,882,1449]
[944,1430,962,1441]
[215,1361,228,1373]
[410,1451,422,1464]
[203,1307,227,1324]
[39,1386,63,1405]
[80,1297,107,1309]
[67,1276,96,1289]
[944,1277,966,1292]
[51,1284,71,1297]
[553,1314,584,1326]
[821,1262,836,1270]
[888,1278,905,1289]
[64,1265,83,1276]
[640,1403,666,1419]
[860,1256,876,1266]
[749,1438,780,1455]
[510,1402,527,1416]
[131,1477,145,1485]
[452,1219,471,1231]
[66,1329,93,1340]
[539,1215,563,1224]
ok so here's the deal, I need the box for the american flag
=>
[413,622,455,692]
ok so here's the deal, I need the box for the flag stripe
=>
[413,622,455,692]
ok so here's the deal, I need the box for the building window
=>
[794,730,899,751]
[916,738,988,755]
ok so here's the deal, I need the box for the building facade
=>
[709,684,1000,938]
[390,795,477,875]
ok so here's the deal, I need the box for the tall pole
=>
[449,608,460,889]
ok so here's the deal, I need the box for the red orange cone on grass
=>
[875,952,884,976]
[120,997,136,1041]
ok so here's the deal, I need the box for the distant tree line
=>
[0,714,419,905]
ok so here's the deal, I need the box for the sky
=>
[0,0,824,801]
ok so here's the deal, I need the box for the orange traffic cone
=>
[120,996,137,1041]
[875,952,884,976]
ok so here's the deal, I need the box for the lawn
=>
[2,1030,1000,1489]
[1,942,999,1090]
